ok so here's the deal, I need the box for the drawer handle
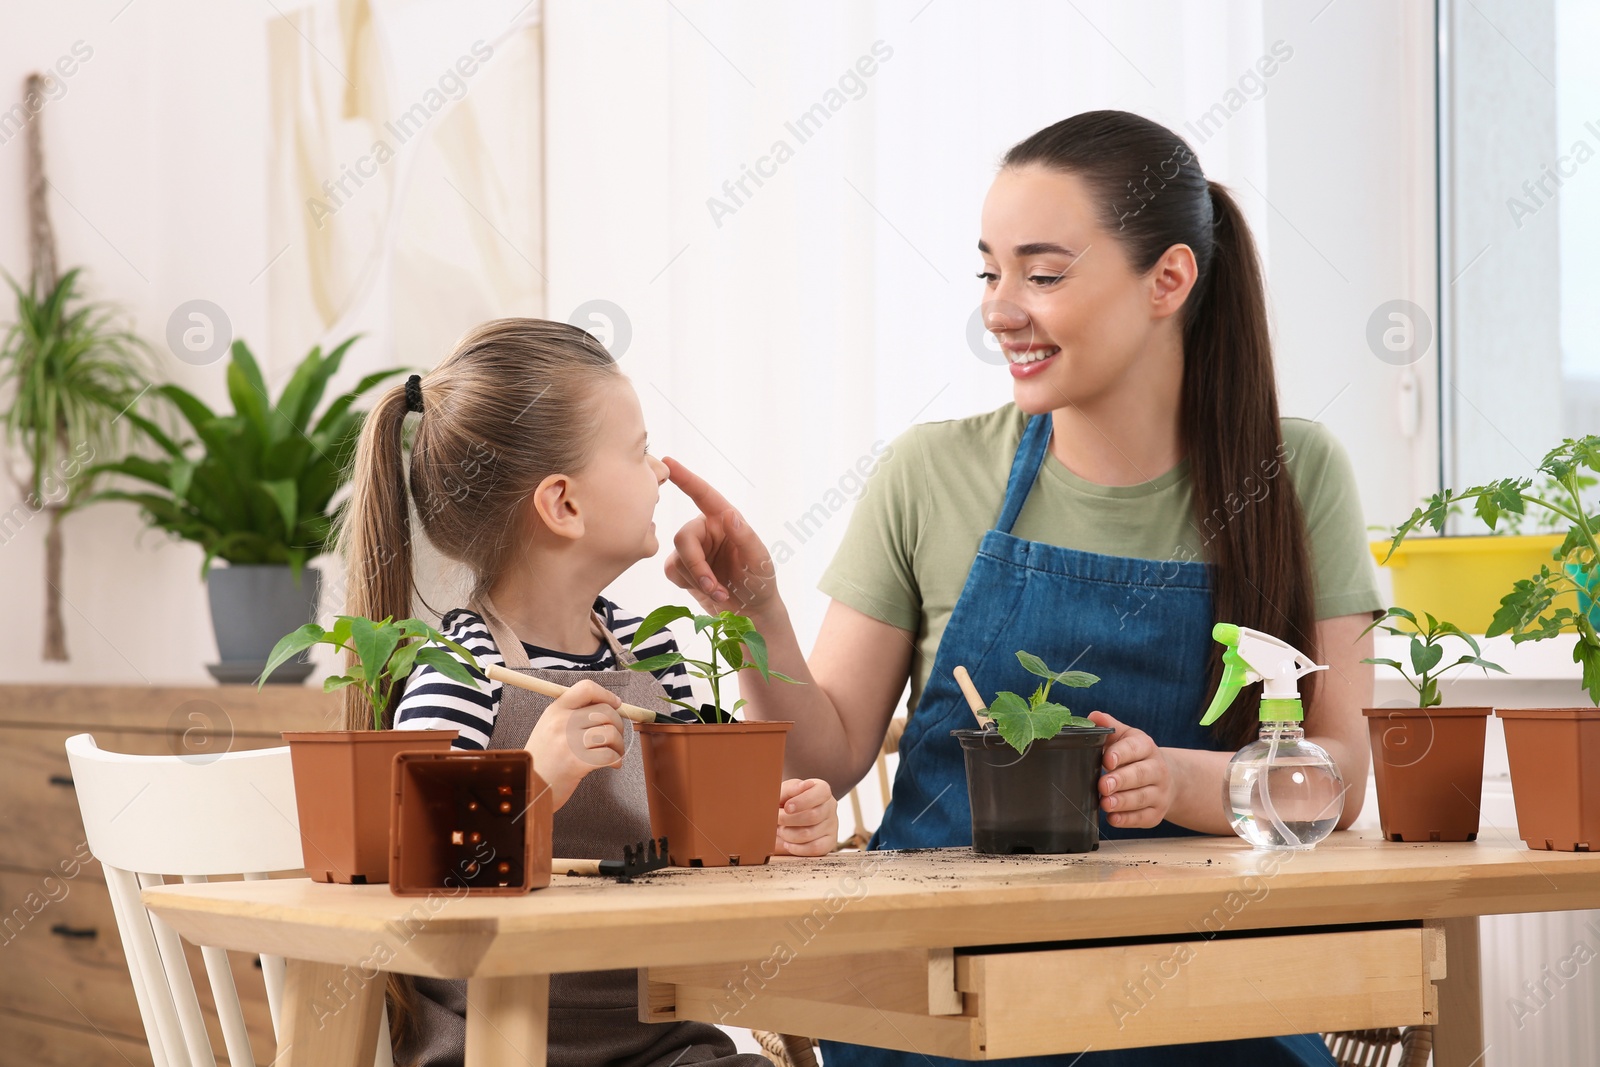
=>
[49,923,97,940]
[48,774,75,788]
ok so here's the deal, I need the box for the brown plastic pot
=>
[1361,706,1491,842]
[389,750,551,896]
[635,720,793,867]
[1496,708,1600,852]
[282,730,458,884]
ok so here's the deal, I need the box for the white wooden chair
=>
[66,733,394,1067]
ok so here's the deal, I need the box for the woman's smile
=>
[1004,342,1060,378]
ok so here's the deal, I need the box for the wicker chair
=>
[750,718,1435,1067]
[756,1028,1432,1067]
[1322,1027,1433,1067]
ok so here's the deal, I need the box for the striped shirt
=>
[394,598,697,750]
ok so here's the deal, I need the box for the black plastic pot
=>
[953,725,1114,854]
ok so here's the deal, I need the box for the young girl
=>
[658,111,1379,1067]
[339,318,839,1067]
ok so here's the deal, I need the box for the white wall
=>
[0,0,276,683]
[0,2,1436,694]
[549,0,1440,660]
[1264,0,1439,532]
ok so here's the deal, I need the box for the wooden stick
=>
[951,666,995,729]
[485,664,660,723]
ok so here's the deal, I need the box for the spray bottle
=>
[1200,623,1345,851]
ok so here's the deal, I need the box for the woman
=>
[663,110,1380,1066]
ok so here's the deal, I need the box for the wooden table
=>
[142,829,1600,1067]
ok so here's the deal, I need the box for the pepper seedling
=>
[1384,435,1600,702]
[1359,607,1506,709]
[987,651,1101,754]
[258,615,481,730]
[625,605,800,723]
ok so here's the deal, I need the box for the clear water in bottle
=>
[1224,722,1343,850]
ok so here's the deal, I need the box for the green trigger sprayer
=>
[1200,623,1345,851]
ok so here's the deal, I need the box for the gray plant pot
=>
[206,564,321,684]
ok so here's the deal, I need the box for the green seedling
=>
[1359,607,1506,709]
[987,650,1101,753]
[258,615,480,731]
[626,606,800,723]
[1385,436,1600,702]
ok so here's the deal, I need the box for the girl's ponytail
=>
[338,383,417,729]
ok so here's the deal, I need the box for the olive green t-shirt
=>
[818,403,1383,715]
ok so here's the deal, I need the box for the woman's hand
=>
[523,680,626,810]
[1088,710,1174,829]
[662,457,779,615]
[773,777,838,856]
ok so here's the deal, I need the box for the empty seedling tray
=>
[389,750,552,896]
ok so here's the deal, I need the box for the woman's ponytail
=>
[1183,180,1319,746]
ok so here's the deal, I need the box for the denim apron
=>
[822,413,1334,1067]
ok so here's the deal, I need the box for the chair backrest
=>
[69,732,304,876]
[65,733,392,1067]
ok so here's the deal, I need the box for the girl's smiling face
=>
[978,164,1195,416]
[568,375,669,566]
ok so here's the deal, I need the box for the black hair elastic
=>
[404,374,425,414]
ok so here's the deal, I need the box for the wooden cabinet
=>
[0,684,335,1066]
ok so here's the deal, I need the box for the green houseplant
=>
[87,336,404,680]
[623,605,800,867]
[1369,476,1575,636]
[259,616,475,884]
[956,651,1110,855]
[1385,437,1600,851]
[0,268,154,661]
[1358,608,1505,842]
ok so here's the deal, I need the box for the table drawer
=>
[643,925,1444,1058]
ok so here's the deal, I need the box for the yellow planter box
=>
[1369,534,1567,634]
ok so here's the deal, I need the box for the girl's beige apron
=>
[398,599,765,1067]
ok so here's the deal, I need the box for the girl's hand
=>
[773,777,838,856]
[662,457,779,615]
[1088,711,1174,829]
[524,680,627,811]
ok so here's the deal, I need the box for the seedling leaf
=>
[414,646,478,688]
[322,674,357,694]
[988,693,1081,753]
[1015,651,1054,679]
[258,622,324,686]
[627,652,687,673]
[632,605,694,648]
